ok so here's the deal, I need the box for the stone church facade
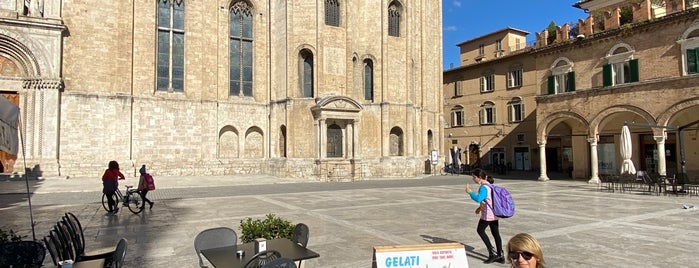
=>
[0,0,444,180]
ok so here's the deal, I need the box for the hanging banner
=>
[0,96,19,154]
[372,243,469,268]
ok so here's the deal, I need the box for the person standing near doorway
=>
[466,168,505,264]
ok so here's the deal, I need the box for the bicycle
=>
[101,185,144,214]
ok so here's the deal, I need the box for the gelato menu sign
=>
[372,243,468,268]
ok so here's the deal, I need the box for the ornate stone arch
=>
[589,105,655,137]
[606,42,636,58]
[657,97,699,127]
[0,31,44,78]
[550,56,574,71]
[679,19,699,40]
[537,111,589,142]
[228,0,255,13]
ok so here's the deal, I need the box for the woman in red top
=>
[102,160,125,214]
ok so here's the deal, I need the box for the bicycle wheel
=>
[126,192,144,214]
[102,193,121,212]
[101,193,109,212]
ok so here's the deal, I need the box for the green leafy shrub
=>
[0,227,23,243]
[239,213,295,243]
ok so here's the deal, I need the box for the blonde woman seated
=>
[507,233,545,268]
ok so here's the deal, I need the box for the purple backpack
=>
[486,184,515,218]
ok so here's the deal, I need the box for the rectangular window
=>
[157,0,186,92]
[548,72,576,94]
[555,73,567,93]
[480,74,494,92]
[515,38,522,50]
[688,48,699,74]
[479,106,495,124]
[364,60,373,100]
[325,0,340,26]
[454,82,461,97]
[612,61,630,85]
[509,103,524,122]
[495,39,502,51]
[388,5,400,37]
[230,4,254,97]
[604,59,639,87]
[507,69,522,88]
[451,110,464,127]
[478,44,485,56]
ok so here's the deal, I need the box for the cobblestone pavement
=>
[1,172,699,267]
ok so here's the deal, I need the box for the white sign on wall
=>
[373,243,468,268]
[430,150,439,165]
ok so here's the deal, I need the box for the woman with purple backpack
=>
[466,168,504,264]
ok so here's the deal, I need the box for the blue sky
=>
[442,0,589,70]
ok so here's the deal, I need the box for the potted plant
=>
[239,213,295,243]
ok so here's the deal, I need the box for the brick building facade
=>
[444,0,699,181]
[0,0,444,180]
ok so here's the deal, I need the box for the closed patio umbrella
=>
[620,125,637,174]
[453,146,461,167]
[447,147,452,167]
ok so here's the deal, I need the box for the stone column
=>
[319,119,326,159]
[538,140,549,181]
[352,119,359,159]
[655,136,667,177]
[588,137,600,184]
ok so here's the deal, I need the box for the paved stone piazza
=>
[1,172,698,267]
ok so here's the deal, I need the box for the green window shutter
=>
[629,59,639,82]
[603,64,612,87]
[547,75,555,94]
[688,48,698,74]
[479,109,484,124]
[567,72,576,92]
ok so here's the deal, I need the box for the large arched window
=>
[603,43,638,87]
[388,2,402,37]
[363,59,373,101]
[325,0,340,27]
[507,97,525,123]
[678,22,699,75]
[479,101,495,125]
[547,57,575,94]
[451,105,464,127]
[300,49,314,97]
[229,1,254,97]
[157,0,185,92]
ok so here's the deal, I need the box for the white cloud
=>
[453,1,462,8]
[444,26,458,32]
